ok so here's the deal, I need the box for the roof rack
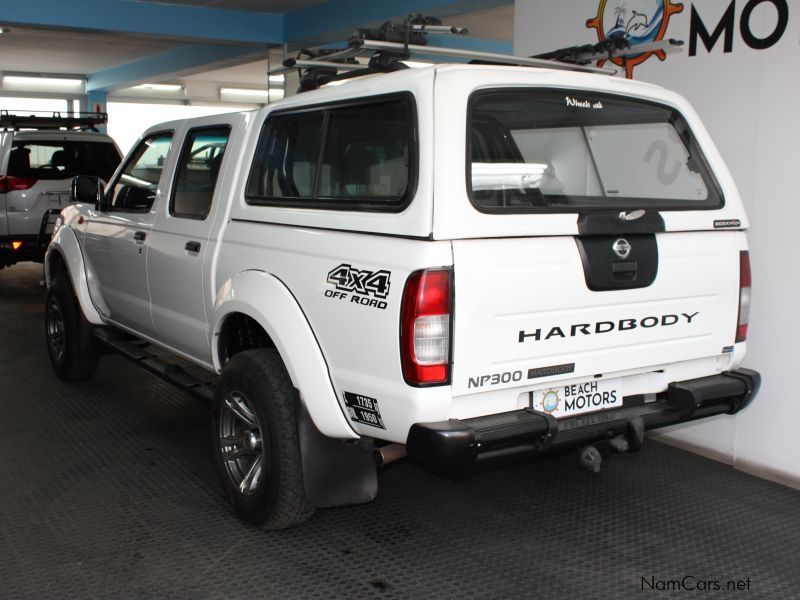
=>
[534,36,684,65]
[270,14,683,93]
[0,110,108,132]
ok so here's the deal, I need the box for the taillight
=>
[0,175,37,193]
[400,269,452,386]
[736,250,751,343]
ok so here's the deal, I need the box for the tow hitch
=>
[578,415,645,473]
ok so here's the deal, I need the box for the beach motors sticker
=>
[325,264,391,309]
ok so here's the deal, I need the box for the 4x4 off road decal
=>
[325,264,391,310]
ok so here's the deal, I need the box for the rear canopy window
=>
[7,140,121,181]
[468,89,722,212]
[246,95,415,211]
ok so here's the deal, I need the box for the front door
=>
[83,131,174,335]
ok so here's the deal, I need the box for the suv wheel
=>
[45,275,99,381]
[212,349,315,529]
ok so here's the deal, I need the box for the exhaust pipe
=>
[374,443,407,466]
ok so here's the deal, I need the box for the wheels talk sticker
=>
[343,392,385,429]
[324,264,391,310]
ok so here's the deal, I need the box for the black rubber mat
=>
[1,264,799,598]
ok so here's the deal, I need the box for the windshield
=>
[468,89,722,212]
[7,140,121,181]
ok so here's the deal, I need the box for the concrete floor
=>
[1,263,799,598]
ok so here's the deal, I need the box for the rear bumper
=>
[406,368,761,472]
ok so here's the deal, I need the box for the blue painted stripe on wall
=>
[88,45,266,92]
[2,0,283,44]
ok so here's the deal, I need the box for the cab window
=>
[107,132,173,212]
[170,126,230,219]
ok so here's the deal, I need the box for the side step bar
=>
[92,328,216,404]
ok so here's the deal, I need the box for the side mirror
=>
[70,175,104,209]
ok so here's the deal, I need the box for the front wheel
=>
[212,349,315,530]
[45,274,99,381]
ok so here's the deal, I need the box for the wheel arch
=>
[45,224,104,325]
[212,269,358,440]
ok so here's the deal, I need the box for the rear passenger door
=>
[147,121,233,362]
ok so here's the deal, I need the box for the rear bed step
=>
[92,328,216,403]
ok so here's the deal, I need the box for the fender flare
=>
[45,224,104,325]
[211,270,358,440]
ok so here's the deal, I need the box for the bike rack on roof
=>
[270,14,684,93]
[0,110,108,132]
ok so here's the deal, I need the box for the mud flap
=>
[296,399,377,508]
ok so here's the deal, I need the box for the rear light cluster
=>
[0,175,37,193]
[736,250,751,343]
[400,269,452,386]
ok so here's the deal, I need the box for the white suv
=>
[44,45,759,530]
[0,112,121,268]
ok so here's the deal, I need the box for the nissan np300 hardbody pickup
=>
[45,63,760,529]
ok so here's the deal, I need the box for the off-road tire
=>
[212,349,315,530]
[45,274,99,381]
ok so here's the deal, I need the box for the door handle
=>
[133,231,147,242]
[185,241,201,253]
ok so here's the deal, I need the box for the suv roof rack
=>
[0,110,108,132]
[271,14,684,93]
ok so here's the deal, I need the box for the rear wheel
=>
[212,349,315,530]
[45,274,99,381]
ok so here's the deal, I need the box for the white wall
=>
[107,102,247,155]
[515,0,799,484]
[0,96,71,114]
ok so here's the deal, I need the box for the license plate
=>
[531,378,623,419]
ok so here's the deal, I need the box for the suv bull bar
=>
[406,368,760,472]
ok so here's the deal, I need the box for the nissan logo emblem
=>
[613,238,631,259]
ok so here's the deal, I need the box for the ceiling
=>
[0,27,182,75]
[0,2,514,100]
[180,5,514,88]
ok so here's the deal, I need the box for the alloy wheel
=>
[45,295,65,363]
[219,391,268,496]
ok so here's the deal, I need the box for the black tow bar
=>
[578,415,645,474]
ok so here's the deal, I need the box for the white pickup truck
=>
[45,62,760,529]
